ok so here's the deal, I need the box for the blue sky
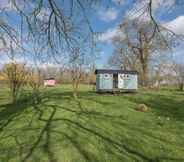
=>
[0,0,184,68]
[90,0,184,68]
[91,0,136,67]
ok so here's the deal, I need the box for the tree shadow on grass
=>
[37,102,184,162]
[0,93,38,132]
[41,90,116,108]
[21,102,184,161]
[124,93,184,122]
[0,90,184,162]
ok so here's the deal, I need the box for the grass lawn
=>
[0,84,184,162]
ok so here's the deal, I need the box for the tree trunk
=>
[72,81,79,99]
[12,91,16,103]
[179,83,184,91]
[12,83,17,103]
[142,62,149,87]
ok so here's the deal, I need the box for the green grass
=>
[0,84,184,162]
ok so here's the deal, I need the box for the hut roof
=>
[95,69,138,75]
[44,78,55,80]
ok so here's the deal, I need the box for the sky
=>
[92,0,184,68]
[0,0,184,68]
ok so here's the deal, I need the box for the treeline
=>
[108,17,184,91]
[0,63,96,102]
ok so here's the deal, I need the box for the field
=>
[0,84,184,162]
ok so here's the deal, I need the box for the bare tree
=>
[148,52,173,89]
[108,44,140,71]
[111,19,173,87]
[3,63,28,103]
[89,64,96,84]
[28,67,43,102]
[173,63,184,91]
[7,0,97,58]
[70,47,85,99]
[0,1,98,86]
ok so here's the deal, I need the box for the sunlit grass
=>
[0,84,184,162]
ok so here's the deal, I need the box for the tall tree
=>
[111,19,172,86]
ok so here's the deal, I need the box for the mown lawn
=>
[0,84,184,162]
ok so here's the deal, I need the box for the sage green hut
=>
[95,69,138,92]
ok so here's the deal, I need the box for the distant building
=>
[44,78,56,86]
[95,69,138,92]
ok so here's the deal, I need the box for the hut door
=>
[118,74,124,89]
[113,74,118,88]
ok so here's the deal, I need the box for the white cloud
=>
[98,8,118,22]
[173,48,184,64]
[164,16,184,35]
[0,53,26,65]
[0,37,19,53]
[0,38,6,50]
[112,0,125,5]
[152,0,175,11]
[125,0,175,21]
[0,0,39,14]
[98,27,124,43]
[0,0,14,12]
[38,63,61,69]
[37,8,51,22]
[98,28,118,43]
[0,0,35,13]
[125,0,150,21]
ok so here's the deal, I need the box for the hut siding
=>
[96,73,138,91]
[123,74,137,90]
[97,73,113,91]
